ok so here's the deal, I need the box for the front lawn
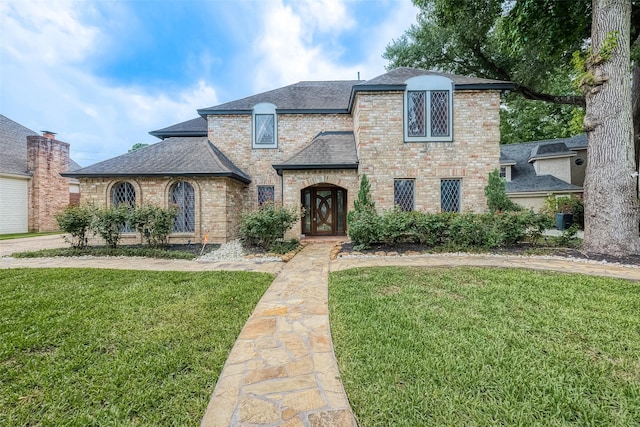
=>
[330,267,640,426]
[11,244,220,260]
[0,268,272,425]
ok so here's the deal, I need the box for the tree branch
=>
[515,85,586,107]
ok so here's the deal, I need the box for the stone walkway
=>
[201,243,355,426]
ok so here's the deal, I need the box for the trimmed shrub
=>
[92,205,129,248]
[347,209,380,250]
[129,204,178,247]
[239,204,300,250]
[413,211,454,246]
[379,208,418,244]
[485,169,521,213]
[55,204,95,248]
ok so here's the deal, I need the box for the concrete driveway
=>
[0,234,68,257]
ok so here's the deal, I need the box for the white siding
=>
[0,177,28,234]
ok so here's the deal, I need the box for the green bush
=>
[379,209,418,244]
[55,204,95,248]
[543,194,584,229]
[347,209,380,250]
[412,211,454,246]
[129,204,178,248]
[92,205,130,248]
[485,169,521,213]
[239,204,300,250]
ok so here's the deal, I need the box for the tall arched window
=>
[170,181,195,233]
[111,181,136,232]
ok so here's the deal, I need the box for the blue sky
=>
[1,0,418,166]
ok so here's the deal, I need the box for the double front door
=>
[301,187,347,236]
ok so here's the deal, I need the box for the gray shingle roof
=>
[63,136,250,183]
[356,67,514,89]
[0,114,38,176]
[199,81,359,114]
[273,131,358,172]
[528,142,576,162]
[502,134,586,194]
[197,67,513,117]
[149,117,207,139]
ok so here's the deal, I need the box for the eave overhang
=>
[272,163,359,176]
[60,171,251,184]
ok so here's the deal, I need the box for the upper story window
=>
[253,103,277,149]
[404,75,453,142]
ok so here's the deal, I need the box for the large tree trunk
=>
[583,0,640,256]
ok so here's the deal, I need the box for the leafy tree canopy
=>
[385,0,640,144]
[129,143,149,152]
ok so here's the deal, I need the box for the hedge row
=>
[347,209,554,250]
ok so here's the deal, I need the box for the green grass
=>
[0,231,60,240]
[10,246,219,260]
[329,267,640,426]
[0,268,272,425]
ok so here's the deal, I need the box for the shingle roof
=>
[196,67,513,117]
[356,67,514,89]
[502,134,586,194]
[0,114,38,176]
[149,117,207,139]
[528,142,576,162]
[199,81,359,114]
[273,131,358,173]
[62,136,250,183]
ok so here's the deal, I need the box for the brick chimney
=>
[41,130,57,139]
[27,133,70,232]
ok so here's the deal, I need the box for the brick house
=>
[64,67,512,243]
[0,114,81,234]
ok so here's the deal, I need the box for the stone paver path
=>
[201,243,356,427]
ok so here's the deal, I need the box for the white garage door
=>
[0,177,29,234]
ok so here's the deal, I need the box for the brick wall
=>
[353,90,500,213]
[208,113,353,208]
[27,136,71,231]
[79,176,248,244]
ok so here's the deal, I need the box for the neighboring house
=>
[500,134,587,210]
[0,114,79,234]
[64,67,512,243]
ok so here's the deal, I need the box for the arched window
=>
[111,182,136,232]
[170,181,195,233]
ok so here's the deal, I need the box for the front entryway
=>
[301,186,347,236]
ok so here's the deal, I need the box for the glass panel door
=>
[314,190,333,235]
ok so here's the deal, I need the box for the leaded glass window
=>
[430,91,449,136]
[170,181,195,233]
[441,179,461,212]
[257,185,275,206]
[255,114,274,145]
[111,181,135,232]
[394,179,415,212]
[407,91,426,137]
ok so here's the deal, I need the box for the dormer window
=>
[253,103,277,149]
[404,75,453,142]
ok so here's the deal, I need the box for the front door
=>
[301,186,347,236]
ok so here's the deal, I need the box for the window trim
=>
[440,178,461,213]
[393,178,415,212]
[403,75,453,143]
[170,181,196,234]
[257,185,275,206]
[252,103,278,149]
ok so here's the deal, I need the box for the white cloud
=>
[250,0,417,91]
[1,0,218,166]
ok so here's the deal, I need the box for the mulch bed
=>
[338,242,640,266]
